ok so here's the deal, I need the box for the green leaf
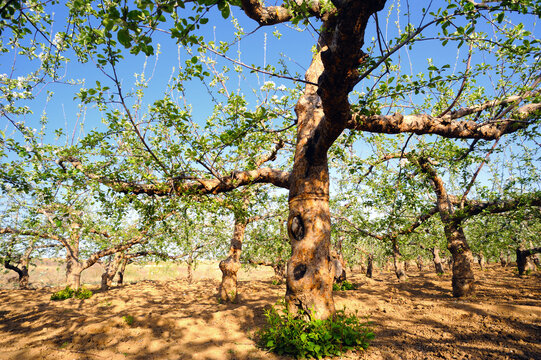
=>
[117,28,131,48]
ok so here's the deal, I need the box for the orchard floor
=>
[0,263,539,360]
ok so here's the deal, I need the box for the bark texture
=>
[331,249,346,283]
[66,261,83,290]
[65,232,83,289]
[286,50,335,319]
[284,0,385,320]
[447,223,475,297]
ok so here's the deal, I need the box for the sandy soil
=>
[0,263,539,360]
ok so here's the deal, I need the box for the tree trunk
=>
[65,232,82,289]
[331,249,346,283]
[3,261,30,289]
[66,261,83,290]
[416,255,424,272]
[19,266,29,289]
[116,256,129,285]
[186,256,194,284]
[359,253,366,274]
[529,241,540,267]
[431,247,445,274]
[446,223,475,297]
[366,254,374,278]
[416,157,475,297]
[101,253,123,290]
[392,244,407,281]
[285,54,337,319]
[219,217,247,302]
[477,252,485,271]
[272,260,286,283]
[285,1,384,318]
[516,246,541,276]
[500,251,508,267]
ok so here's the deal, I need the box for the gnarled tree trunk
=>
[219,216,247,302]
[392,243,407,281]
[286,51,335,320]
[500,251,508,267]
[358,253,366,274]
[331,249,346,283]
[116,256,129,285]
[431,247,445,274]
[477,252,485,271]
[416,157,475,297]
[417,255,424,272]
[101,252,123,290]
[516,245,541,276]
[366,253,374,278]
[3,261,30,289]
[66,259,83,290]
[272,260,286,282]
[446,222,475,297]
[529,241,540,267]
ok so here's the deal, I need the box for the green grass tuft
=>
[333,280,357,291]
[50,286,93,301]
[258,301,374,359]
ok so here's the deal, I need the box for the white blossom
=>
[261,81,275,90]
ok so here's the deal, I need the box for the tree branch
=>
[60,157,290,195]
[348,100,541,140]
[456,192,541,219]
[239,0,331,26]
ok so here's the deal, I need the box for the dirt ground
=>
[0,262,539,360]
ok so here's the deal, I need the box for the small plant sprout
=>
[122,315,134,326]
